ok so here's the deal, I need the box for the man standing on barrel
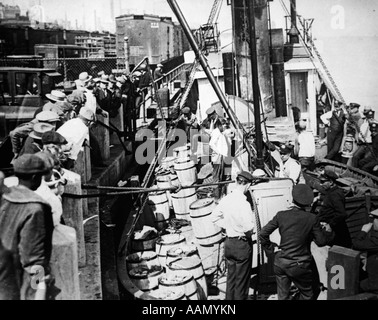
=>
[211,171,255,300]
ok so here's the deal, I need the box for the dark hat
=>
[41,131,67,145]
[292,184,314,206]
[237,171,254,183]
[13,153,52,175]
[349,103,360,110]
[279,144,293,155]
[366,110,375,119]
[29,123,54,140]
[34,152,54,171]
[363,106,373,114]
[335,100,343,107]
[181,107,191,114]
[370,122,378,131]
[319,168,339,182]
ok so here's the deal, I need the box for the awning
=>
[43,71,62,77]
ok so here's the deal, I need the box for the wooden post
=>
[93,112,110,162]
[110,105,124,145]
[327,245,361,300]
[50,224,80,300]
[61,170,86,267]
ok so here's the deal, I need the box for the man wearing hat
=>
[212,171,255,300]
[320,100,347,161]
[94,74,112,114]
[18,123,55,157]
[315,168,352,248]
[41,90,68,120]
[10,111,60,162]
[274,143,305,184]
[175,107,199,141]
[353,208,378,294]
[153,63,165,80]
[359,121,378,174]
[260,184,332,300]
[57,107,95,169]
[352,105,374,167]
[0,153,54,299]
[41,131,67,168]
[75,72,93,91]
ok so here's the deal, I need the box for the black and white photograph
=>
[0,0,378,306]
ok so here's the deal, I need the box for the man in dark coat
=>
[260,184,332,300]
[353,208,378,294]
[359,122,378,174]
[320,100,347,161]
[0,154,54,300]
[19,123,55,157]
[316,169,352,248]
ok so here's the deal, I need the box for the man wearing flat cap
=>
[358,121,378,174]
[10,111,60,163]
[353,208,378,294]
[260,184,332,300]
[0,153,54,300]
[211,171,255,300]
[320,100,347,161]
[274,143,305,184]
[315,168,352,248]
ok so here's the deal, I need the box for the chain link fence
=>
[0,57,124,82]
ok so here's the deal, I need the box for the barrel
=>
[139,288,186,300]
[166,244,199,267]
[156,172,180,209]
[160,156,177,170]
[128,266,164,291]
[171,186,197,221]
[148,191,170,231]
[126,251,160,271]
[196,236,226,276]
[155,233,186,269]
[189,198,223,246]
[159,274,199,300]
[174,158,197,187]
[131,234,158,252]
[173,144,191,159]
[166,256,207,299]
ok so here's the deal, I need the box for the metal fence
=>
[0,57,122,82]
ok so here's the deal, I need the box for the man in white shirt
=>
[294,117,316,170]
[212,171,255,300]
[352,108,374,167]
[275,144,305,184]
[57,107,95,169]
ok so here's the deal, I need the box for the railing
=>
[154,62,189,95]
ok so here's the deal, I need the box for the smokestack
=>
[288,0,299,44]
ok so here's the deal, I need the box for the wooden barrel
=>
[131,235,158,252]
[148,191,170,231]
[197,236,226,276]
[166,256,207,299]
[189,198,223,246]
[155,233,186,269]
[171,186,197,221]
[160,156,177,170]
[128,266,164,291]
[166,244,199,267]
[174,158,197,187]
[173,144,191,159]
[156,172,180,209]
[159,274,199,300]
[139,288,186,300]
[126,251,160,271]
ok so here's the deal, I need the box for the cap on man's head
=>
[319,168,339,182]
[78,72,92,83]
[252,169,266,177]
[364,106,373,114]
[29,122,54,140]
[335,100,343,107]
[79,107,95,122]
[46,90,67,103]
[292,184,314,206]
[35,151,54,171]
[157,63,163,68]
[13,153,52,175]
[181,107,191,114]
[36,110,60,123]
[366,110,375,119]
[237,171,254,183]
[41,131,67,145]
[206,106,215,115]
[279,144,293,155]
[349,103,360,110]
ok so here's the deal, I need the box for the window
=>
[0,72,10,97]
[15,73,39,96]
